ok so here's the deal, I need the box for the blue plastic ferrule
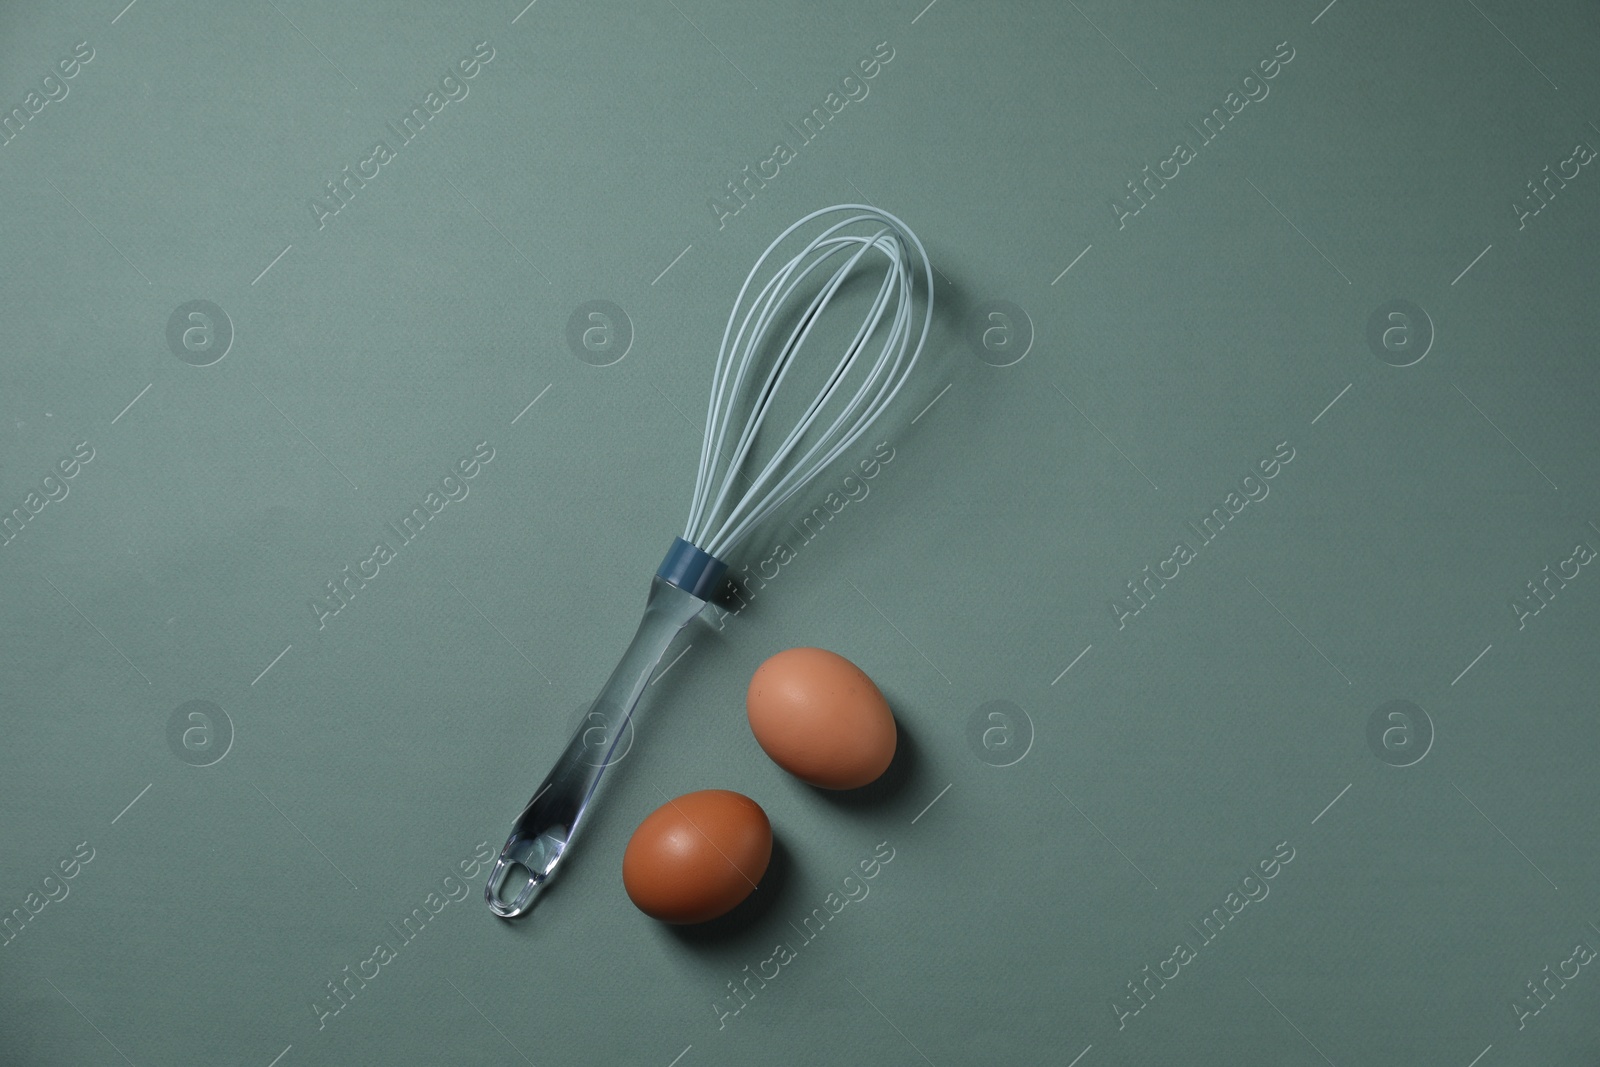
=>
[655,538,728,600]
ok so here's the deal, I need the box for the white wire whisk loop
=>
[683,204,934,561]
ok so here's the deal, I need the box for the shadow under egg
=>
[664,835,792,946]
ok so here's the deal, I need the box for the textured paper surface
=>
[3,1,1598,1064]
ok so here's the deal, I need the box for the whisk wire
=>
[715,233,915,555]
[684,205,932,562]
[714,241,899,549]
[691,214,897,533]
[705,232,892,543]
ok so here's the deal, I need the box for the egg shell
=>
[622,790,772,924]
[746,647,897,790]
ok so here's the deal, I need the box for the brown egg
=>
[746,647,896,789]
[622,790,772,924]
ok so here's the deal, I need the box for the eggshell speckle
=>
[746,647,897,789]
[622,790,772,924]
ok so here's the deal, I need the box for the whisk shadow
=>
[917,270,972,394]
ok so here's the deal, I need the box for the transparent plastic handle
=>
[484,576,707,918]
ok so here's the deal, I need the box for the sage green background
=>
[4,0,1599,1064]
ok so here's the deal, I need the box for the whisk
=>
[485,204,934,919]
